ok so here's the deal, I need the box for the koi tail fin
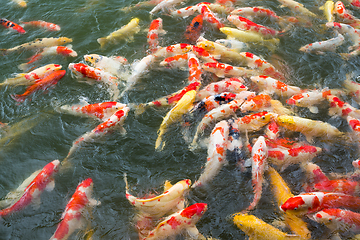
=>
[0,49,8,55]
[134,103,146,116]
[263,38,280,52]
[155,129,166,151]
[10,94,26,102]
[97,37,108,48]
[18,63,29,71]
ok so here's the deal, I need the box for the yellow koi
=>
[319,0,335,22]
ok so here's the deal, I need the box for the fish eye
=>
[261,116,266,119]
[91,56,94,59]
[293,207,297,210]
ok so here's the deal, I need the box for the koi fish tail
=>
[18,63,30,71]
[155,129,166,151]
[263,38,280,52]
[134,103,146,115]
[10,94,26,102]
[0,49,8,55]
[97,37,108,48]
[247,186,262,211]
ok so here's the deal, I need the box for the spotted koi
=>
[251,75,302,98]
[326,94,360,119]
[299,33,345,55]
[171,5,198,18]
[0,18,25,34]
[191,45,217,63]
[333,1,360,27]
[149,0,184,15]
[184,14,203,44]
[227,119,245,169]
[215,39,248,52]
[343,78,360,104]
[202,61,259,78]
[264,120,280,140]
[230,7,281,22]
[84,54,128,79]
[21,20,61,31]
[147,18,166,54]
[197,2,224,29]
[154,43,193,60]
[240,94,272,112]
[234,111,274,132]
[160,53,189,68]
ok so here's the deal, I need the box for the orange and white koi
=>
[192,120,229,187]
[143,203,208,240]
[347,115,360,150]
[215,39,248,52]
[202,61,259,78]
[277,0,317,18]
[265,120,280,140]
[326,22,360,52]
[220,27,280,52]
[268,145,322,171]
[187,52,202,83]
[227,15,282,38]
[0,18,25,34]
[195,77,247,101]
[1,63,62,87]
[280,192,360,215]
[251,75,302,98]
[344,78,360,104]
[135,81,201,114]
[64,107,130,161]
[21,20,61,31]
[156,90,196,151]
[11,69,66,102]
[0,160,60,218]
[57,101,127,122]
[312,208,360,233]
[299,33,345,55]
[191,45,217,63]
[230,7,281,22]
[184,14,203,44]
[197,2,224,29]
[334,1,360,27]
[97,18,140,48]
[125,177,191,218]
[234,111,274,132]
[241,52,286,80]
[0,37,72,54]
[160,53,189,68]
[247,136,268,210]
[68,63,120,101]
[150,0,184,15]
[171,5,198,18]
[349,0,360,8]
[154,43,193,60]
[326,94,360,119]
[240,94,272,112]
[147,18,166,54]
[276,115,344,142]
[84,54,128,78]
[49,178,100,240]
[226,119,246,169]
[18,45,77,71]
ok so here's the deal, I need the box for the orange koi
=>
[184,14,203,44]
[240,94,272,112]
[21,20,61,31]
[0,18,25,34]
[11,69,66,102]
[234,111,274,132]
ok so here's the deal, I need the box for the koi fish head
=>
[334,1,345,14]
[280,192,325,214]
[57,37,73,45]
[197,41,216,52]
[84,54,102,66]
[180,203,208,221]
[68,63,90,78]
[77,178,94,197]
[57,46,77,57]
[276,115,296,131]
[280,196,306,212]
[312,209,344,230]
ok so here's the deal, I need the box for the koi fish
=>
[220,27,280,52]
[240,94,272,112]
[349,0,360,8]
[184,14,203,44]
[319,0,335,22]
[154,43,193,60]
[247,136,268,211]
[1,64,62,87]
[187,52,202,83]
[18,45,77,71]
[226,119,245,169]
[11,69,66,102]
[240,52,286,80]
[234,111,274,132]
[125,177,191,218]
[12,0,27,7]
[57,101,127,122]
[143,203,208,240]
[195,77,247,101]
[312,208,360,233]
[155,90,196,151]
[299,33,345,55]
[64,107,130,162]
[0,160,60,218]
[49,178,100,240]
[68,63,120,101]
[282,192,360,216]
[215,39,248,52]
[277,0,317,18]
[227,15,282,38]
[343,78,360,104]
[0,37,72,54]
[147,18,166,54]
[0,18,25,34]
[348,115,360,148]
[230,7,281,22]
[21,20,61,31]
[171,5,198,18]
[84,54,128,78]
[265,120,280,140]
[197,2,224,29]
[191,45,217,63]
[333,1,360,27]
[268,166,311,239]
[192,120,229,187]
[160,53,189,68]
[251,75,302,98]
[326,94,360,119]
[150,0,184,15]
[276,115,344,142]
[202,61,259,78]
[232,213,304,240]
[97,18,140,48]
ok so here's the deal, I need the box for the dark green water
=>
[0,0,359,239]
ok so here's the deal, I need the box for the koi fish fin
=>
[18,63,29,71]
[89,198,101,206]
[304,134,314,143]
[185,226,201,239]
[0,49,8,55]
[45,179,55,192]
[97,37,108,48]
[118,126,127,136]
[163,180,173,191]
[31,197,42,210]
[10,94,26,103]
[308,106,319,114]
[134,103,146,115]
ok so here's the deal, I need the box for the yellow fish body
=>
[97,18,140,48]
[155,90,196,151]
[320,0,335,22]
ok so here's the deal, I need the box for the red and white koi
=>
[143,203,208,240]
[171,5,198,18]
[215,39,248,52]
[234,111,274,132]
[64,107,130,161]
[21,20,61,31]
[240,52,286,80]
[326,22,360,53]
[125,177,191,218]
[299,33,345,55]
[1,63,62,87]
[240,94,272,112]
[197,2,224,29]
[149,0,184,15]
[312,208,360,233]
[49,178,100,240]
[0,18,25,34]
[227,15,281,38]
[333,1,360,27]
[18,45,77,71]
[326,94,360,119]
[347,115,360,150]
[147,18,166,54]
[349,0,360,8]
[57,101,127,122]
[195,77,247,101]
[0,160,60,218]
[251,75,302,98]
[227,119,245,169]
[202,61,259,78]
[192,120,229,187]
[84,54,128,78]
[187,52,202,83]
[343,78,360,104]
[191,45,217,63]
[11,69,66,102]
[247,136,267,210]
[160,53,189,68]
[277,0,317,18]
[230,7,281,22]
[154,43,193,60]
[184,14,203,44]
[68,63,120,101]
